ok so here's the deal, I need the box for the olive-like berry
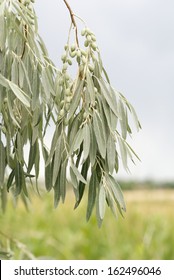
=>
[70,51,76,58]
[71,44,76,52]
[59,109,65,116]
[62,63,68,71]
[81,28,86,36]
[91,42,97,51]
[84,40,89,47]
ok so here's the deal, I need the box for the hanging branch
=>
[63,0,79,47]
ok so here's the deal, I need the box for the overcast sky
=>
[34,0,174,182]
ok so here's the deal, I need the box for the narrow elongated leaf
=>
[86,70,95,105]
[71,163,87,184]
[98,184,106,219]
[106,174,126,212]
[69,128,84,154]
[107,134,116,174]
[86,172,97,221]
[68,79,84,120]
[60,160,67,202]
[15,162,23,196]
[99,79,119,118]
[89,124,97,167]
[119,99,127,139]
[74,159,89,209]
[83,124,90,161]
[0,140,6,185]
[93,111,106,158]
[9,81,30,107]
[52,134,63,186]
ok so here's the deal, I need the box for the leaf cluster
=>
[0,0,141,225]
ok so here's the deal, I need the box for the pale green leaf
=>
[107,134,116,174]
[86,172,97,221]
[98,184,106,219]
[93,111,106,158]
[83,124,90,161]
[71,163,87,184]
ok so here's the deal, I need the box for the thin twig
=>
[63,0,79,47]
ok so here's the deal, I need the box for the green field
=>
[0,188,174,260]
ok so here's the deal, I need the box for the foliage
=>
[0,189,174,259]
[0,0,140,225]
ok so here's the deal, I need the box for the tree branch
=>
[63,0,79,47]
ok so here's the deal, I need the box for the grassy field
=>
[0,188,174,260]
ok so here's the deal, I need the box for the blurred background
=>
[0,0,174,260]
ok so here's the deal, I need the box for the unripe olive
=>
[60,100,64,108]
[81,49,87,56]
[86,28,92,35]
[65,88,71,96]
[67,58,72,65]
[64,44,68,50]
[31,0,35,3]
[91,42,97,51]
[64,118,69,126]
[94,87,98,93]
[76,49,81,58]
[65,73,70,80]
[83,112,88,119]
[65,103,70,111]
[62,63,68,71]
[59,77,64,86]
[87,35,92,42]
[82,56,87,64]
[3,97,7,103]
[71,44,76,52]
[91,34,96,41]
[76,56,81,64]
[88,64,94,72]
[84,40,89,47]
[81,28,86,36]
[70,51,77,58]
[59,109,65,116]
[61,53,67,62]
[79,64,84,72]
[65,96,72,103]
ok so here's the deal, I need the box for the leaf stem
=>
[63,0,79,48]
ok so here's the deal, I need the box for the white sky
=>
[34,0,174,182]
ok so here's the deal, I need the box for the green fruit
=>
[84,40,89,47]
[86,28,92,35]
[64,44,68,50]
[64,118,69,126]
[77,49,81,58]
[83,112,87,119]
[91,42,97,51]
[60,100,64,108]
[81,28,86,36]
[61,53,67,62]
[65,88,71,96]
[59,78,64,86]
[91,35,96,41]
[88,64,94,72]
[65,103,70,111]
[87,35,92,42]
[71,44,76,52]
[81,49,87,56]
[62,63,68,71]
[59,109,65,116]
[94,87,98,93]
[65,96,72,103]
[70,51,76,58]
[82,56,87,64]
[67,59,72,65]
